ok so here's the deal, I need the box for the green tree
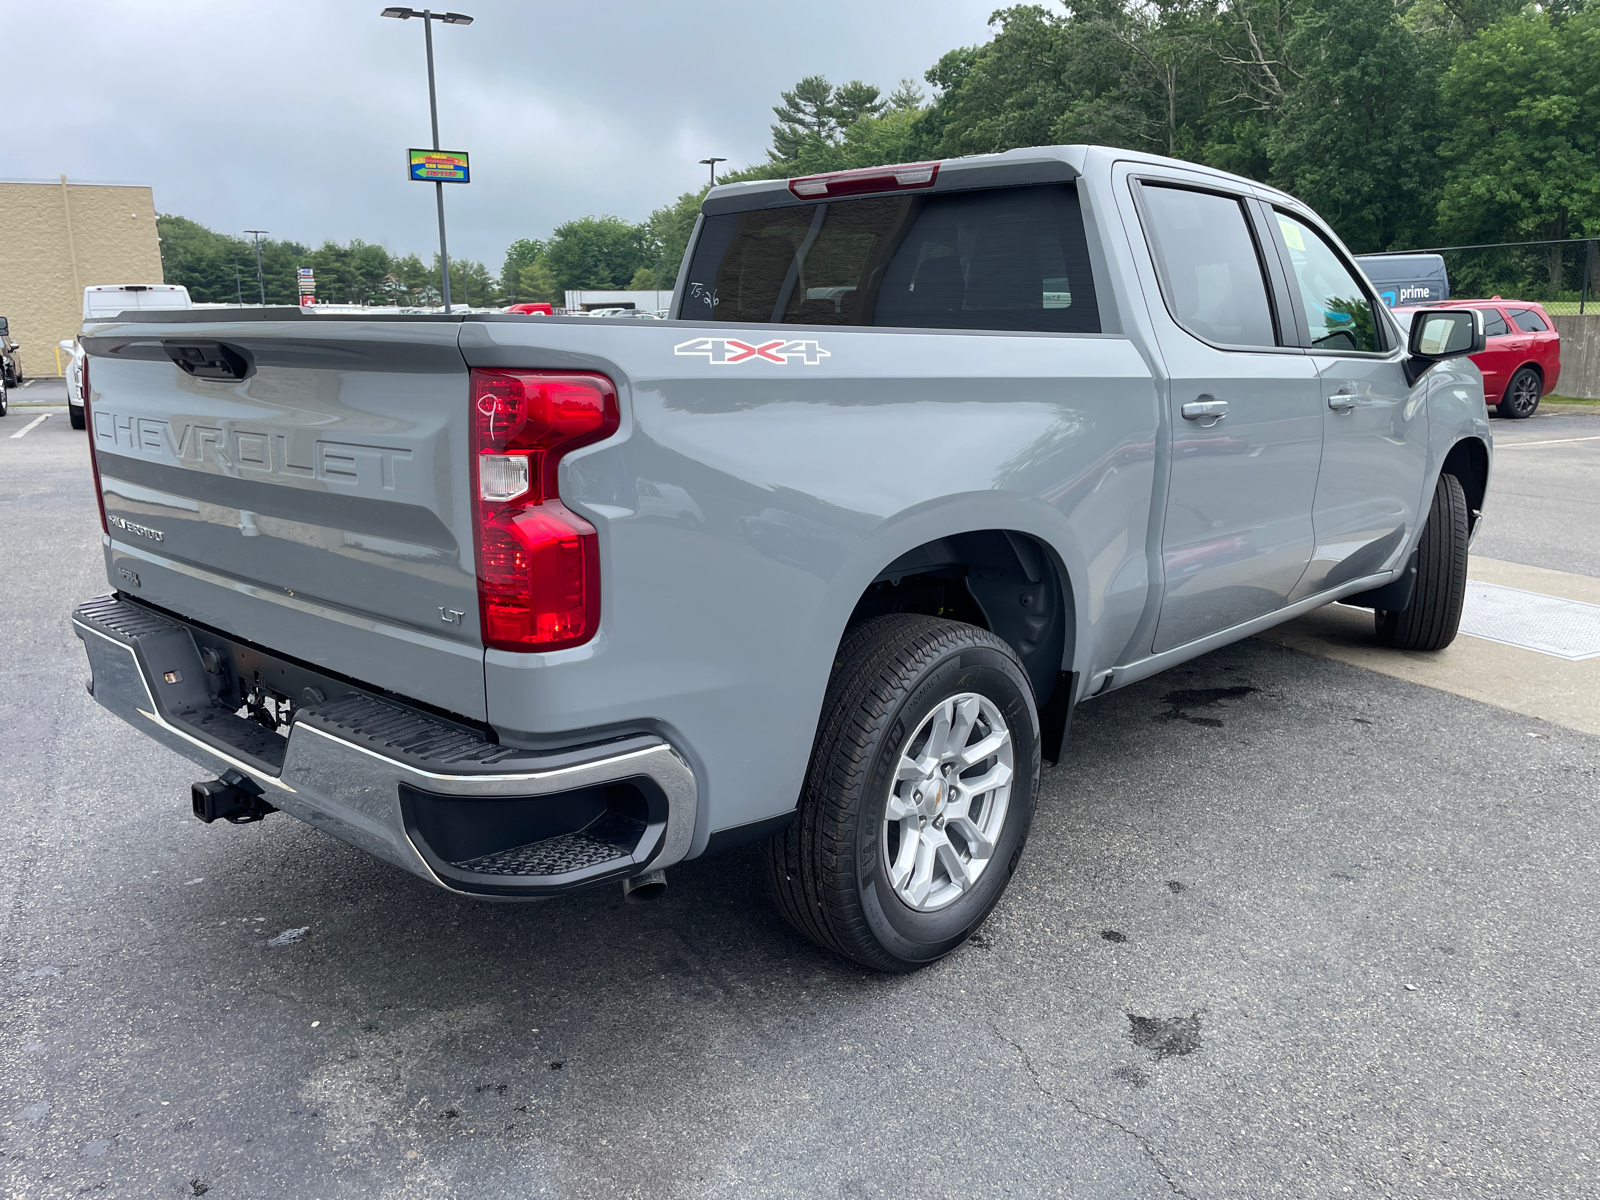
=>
[446,257,497,307]
[770,75,839,162]
[641,187,710,289]
[832,80,887,128]
[915,4,1219,162]
[514,260,560,303]
[1267,0,1449,251]
[1435,7,1600,291]
[158,215,256,303]
[305,239,395,304]
[543,215,646,293]
[500,237,546,298]
[391,252,435,305]
[888,78,925,111]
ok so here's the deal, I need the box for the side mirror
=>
[1405,308,1484,386]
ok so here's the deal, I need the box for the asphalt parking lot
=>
[3,402,1598,1199]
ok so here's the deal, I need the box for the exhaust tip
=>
[621,869,667,903]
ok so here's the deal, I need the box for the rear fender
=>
[806,493,1091,710]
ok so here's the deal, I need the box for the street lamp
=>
[381,7,474,313]
[699,157,727,187]
[245,230,268,305]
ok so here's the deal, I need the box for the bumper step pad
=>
[73,594,289,773]
[459,830,631,877]
[300,695,522,771]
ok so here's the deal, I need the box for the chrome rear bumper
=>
[72,594,697,898]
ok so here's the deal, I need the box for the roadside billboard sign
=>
[409,149,470,183]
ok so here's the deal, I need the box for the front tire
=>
[1375,473,1469,651]
[1497,366,1541,419]
[69,405,86,430]
[764,614,1040,972]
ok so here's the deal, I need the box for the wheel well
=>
[846,530,1074,708]
[1441,437,1488,532]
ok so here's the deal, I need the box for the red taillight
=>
[787,161,940,199]
[82,356,108,535]
[470,369,618,652]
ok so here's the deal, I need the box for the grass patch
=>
[1542,394,1600,407]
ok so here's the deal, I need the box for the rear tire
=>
[1497,366,1541,418]
[1375,473,1469,651]
[764,614,1040,972]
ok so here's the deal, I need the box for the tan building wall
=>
[0,178,164,377]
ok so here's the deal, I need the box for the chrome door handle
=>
[1328,391,1358,412]
[1181,398,1228,425]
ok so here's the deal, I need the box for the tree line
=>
[162,1,1600,307]
[157,216,499,308]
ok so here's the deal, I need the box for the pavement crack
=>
[988,1023,1196,1200]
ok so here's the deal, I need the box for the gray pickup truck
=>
[72,145,1490,971]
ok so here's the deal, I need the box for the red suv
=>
[1396,298,1561,418]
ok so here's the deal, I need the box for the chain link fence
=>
[1416,238,1600,314]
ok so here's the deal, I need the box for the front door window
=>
[1275,212,1383,354]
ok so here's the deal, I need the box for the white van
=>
[69,286,191,428]
[82,284,192,321]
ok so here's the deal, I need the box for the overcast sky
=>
[11,0,1003,270]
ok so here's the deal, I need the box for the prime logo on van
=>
[92,411,412,491]
[674,337,831,366]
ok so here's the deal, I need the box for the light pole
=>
[382,7,473,313]
[245,230,268,305]
[699,157,727,187]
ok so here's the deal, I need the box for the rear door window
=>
[1507,308,1549,333]
[679,184,1100,334]
[1482,309,1510,337]
[1135,184,1278,349]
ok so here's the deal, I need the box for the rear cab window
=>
[680,184,1101,334]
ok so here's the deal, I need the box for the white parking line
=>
[1496,434,1600,449]
[8,413,50,439]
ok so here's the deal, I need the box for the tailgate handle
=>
[164,341,251,381]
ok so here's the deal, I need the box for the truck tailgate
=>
[82,317,486,722]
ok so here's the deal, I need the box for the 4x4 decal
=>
[674,337,831,366]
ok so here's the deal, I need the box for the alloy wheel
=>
[1507,372,1540,417]
[881,692,1014,912]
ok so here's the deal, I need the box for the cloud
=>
[8,0,997,269]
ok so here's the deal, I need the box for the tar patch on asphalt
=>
[1112,1065,1150,1088]
[1128,1013,1202,1058]
[1154,686,1259,726]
